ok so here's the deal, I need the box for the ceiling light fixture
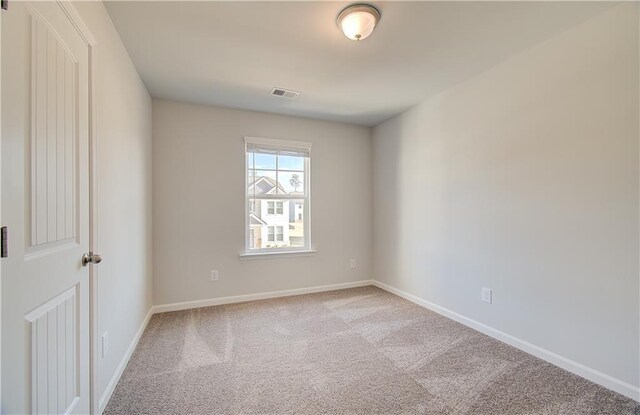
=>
[336,4,381,41]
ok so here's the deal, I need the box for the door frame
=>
[52,2,99,414]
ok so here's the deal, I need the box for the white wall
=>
[373,3,639,396]
[71,2,153,410]
[152,100,371,306]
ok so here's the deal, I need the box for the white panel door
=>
[2,2,91,413]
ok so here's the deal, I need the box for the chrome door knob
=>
[82,252,102,267]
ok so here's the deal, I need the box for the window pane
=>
[246,140,309,252]
[278,155,304,171]
[248,199,257,214]
[278,171,305,195]
[288,199,305,248]
[254,153,276,170]
[247,169,256,187]
[248,170,277,196]
[249,199,264,248]
[248,198,304,249]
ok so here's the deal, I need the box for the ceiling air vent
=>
[270,87,299,99]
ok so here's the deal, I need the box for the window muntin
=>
[245,137,311,253]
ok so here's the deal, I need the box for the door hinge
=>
[1,227,7,258]
[1,0,8,11]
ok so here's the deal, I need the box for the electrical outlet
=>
[210,270,219,281]
[482,287,492,304]
[102,332,108,358]
[350,259,357,269]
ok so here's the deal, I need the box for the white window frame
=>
[243,136,312,255]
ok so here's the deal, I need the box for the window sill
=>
[239,249,318,260]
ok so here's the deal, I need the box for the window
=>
[266,226,284,243]
[246,137,311,253]
[264,221,286,246]
[267,201,283,215]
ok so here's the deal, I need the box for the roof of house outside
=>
[248,175,303,197]
[249,212,267,226]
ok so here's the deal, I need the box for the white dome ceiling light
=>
[337,4,381,41]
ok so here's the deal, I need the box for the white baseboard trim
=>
[152,279,376,314]
[372,280,640,402]
[98,308,154,414]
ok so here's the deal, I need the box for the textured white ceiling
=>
[105,1,614,126]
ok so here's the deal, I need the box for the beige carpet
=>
[104,286,639,414]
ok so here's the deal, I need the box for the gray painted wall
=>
[152,100,372,306]
[373,3,639,390]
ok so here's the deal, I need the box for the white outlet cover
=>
[482,287,492,304]
[350,259,357,269]
[211,270,219,281]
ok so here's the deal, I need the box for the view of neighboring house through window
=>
[267,226,284,242]
[246,137,311,252]
[267,201,284,215]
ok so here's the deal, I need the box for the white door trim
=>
[53,2,99,413]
